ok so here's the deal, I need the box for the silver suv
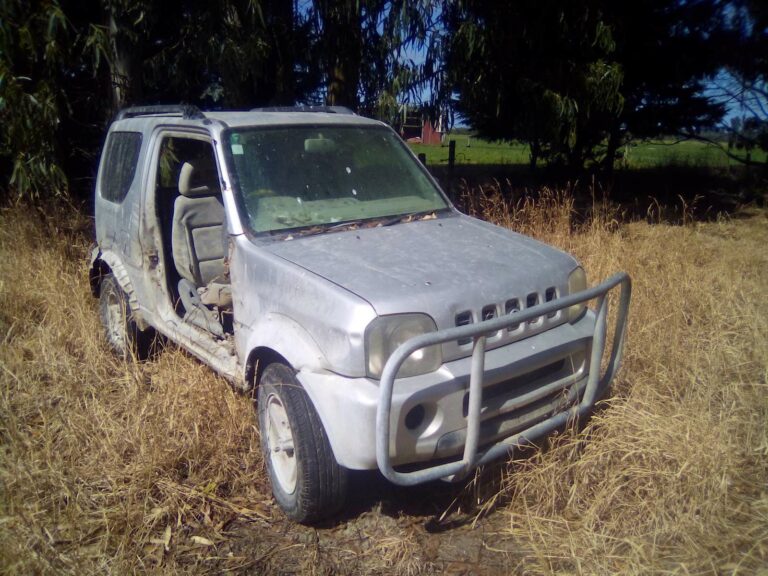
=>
[89,105,631,523]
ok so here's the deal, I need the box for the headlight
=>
[567,266,588,323]
[365,314,442,379]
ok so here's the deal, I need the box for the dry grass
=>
[1,189,766,574]
[0,205,268,573]
[464,185,768,574]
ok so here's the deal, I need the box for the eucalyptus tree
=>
[600,0,728,169]
[0,0,102,198]
[1,0,317,199]
[438,0,624,170]
[307,0,441,121]
[432,0,732,171]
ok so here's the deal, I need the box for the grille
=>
[545,287,557,317]
[481,305,498,337]
[455,311,473,346]
[526,293,540,324]
[454,287,558,346]
[481,305,497,321]
[504,298,521,331]
[433,355,581,460]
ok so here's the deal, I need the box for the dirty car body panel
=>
[90,106,631,512]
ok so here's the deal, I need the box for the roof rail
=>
[114,105,205,121]
[251,105,355,115]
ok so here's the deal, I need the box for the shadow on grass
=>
[316,444,542,532]
[318,399,619,532]
[430,163,766,224]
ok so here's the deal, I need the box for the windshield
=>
[225,125,449,235]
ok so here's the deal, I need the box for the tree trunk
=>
[603,123,622,175]
[268,0,296,104]
[321,2,362,108]
[529,139,541,171]
[109,12,143,111]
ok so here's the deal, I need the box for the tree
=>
[601,0,728,169]
[1,0,321,199]
[97,0,311,109]
[308,0,440,119]
[432,0,733,172]
[0,0,107,199]
[707,0,768,166]
[438,0,624,170]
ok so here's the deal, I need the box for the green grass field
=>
[410,137,530,166]
[410,136,767,169]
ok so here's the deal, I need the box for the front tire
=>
[99,273,156,360]
[258,363,348,523]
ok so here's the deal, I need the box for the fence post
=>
[418,153,427,166]
[448,140,456,170]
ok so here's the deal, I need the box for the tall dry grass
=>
[0,205,268,573]
[1,189,766,574]
[464,184,768,574]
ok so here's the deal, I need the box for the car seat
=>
[171,157,231,336]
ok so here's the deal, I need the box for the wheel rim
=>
[105,288,126,350]
[266,393,297,494]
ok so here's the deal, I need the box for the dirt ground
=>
[216,471,522,575]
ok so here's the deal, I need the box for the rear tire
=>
[258,363,348,523]
[99,273,156,360]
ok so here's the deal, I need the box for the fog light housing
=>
[404,404,426,430]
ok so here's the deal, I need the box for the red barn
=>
[399,106,446,145]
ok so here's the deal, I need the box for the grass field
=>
[410,137,767,169]
[1,191,766,574]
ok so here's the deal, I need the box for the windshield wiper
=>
[381,210,442,226]
[315,216,403,233]
[291,220,363,238]
[286,210,445,239]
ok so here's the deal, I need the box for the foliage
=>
[306,1,441,122]
[433,0,735,171]
[0,0,443,199]
[709,0,768,165]
[601,0,730,168]
[1,0,766,199]
[440,0,624,170]
[0,0,71,198]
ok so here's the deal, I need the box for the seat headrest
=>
[178,160,220,197]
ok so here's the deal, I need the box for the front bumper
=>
[299,272,631,482]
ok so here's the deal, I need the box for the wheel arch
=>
[241,313,330,391]
[90,248,148,330]
[89,248,111,297]
[244,346,290,392]
[242,338,351,471]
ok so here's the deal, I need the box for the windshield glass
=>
[226,125,449,234]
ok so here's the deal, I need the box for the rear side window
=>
[100,131,142,203]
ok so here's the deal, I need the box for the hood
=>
[265,213,578,323]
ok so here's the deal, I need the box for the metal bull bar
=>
[376,272,632,486]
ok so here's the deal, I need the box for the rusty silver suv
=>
[89,105,631,523]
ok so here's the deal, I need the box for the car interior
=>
[155,136,233,337]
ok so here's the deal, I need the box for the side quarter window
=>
[100,131,142,203]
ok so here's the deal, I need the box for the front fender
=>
[242,313,330,378]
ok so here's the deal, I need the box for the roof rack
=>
[114,105,205,121]
[251,105,355,115]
